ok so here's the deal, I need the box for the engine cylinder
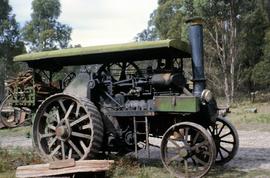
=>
[151,73,186,88]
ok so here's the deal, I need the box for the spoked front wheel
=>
[161,122,216,178]
[33,94,103,161]
[208,117,239,165]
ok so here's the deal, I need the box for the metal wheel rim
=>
[33,94,95,161]
[0,95,20,128]
[161,122,216,178]
[208,117,239,165]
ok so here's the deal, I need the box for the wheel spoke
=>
[220,146,230,154]
[75,104,80,118]
[62,103,75,122]
[56,110,61,124]
[82,124,91,130]
[40,133,55,139]
[184,159,188,177]
[48,124,56,131]
[44,112,50,118]
[192,155,207,166]
[184,128,190,141]
[48,136,57,149]
[191,157,199,171]
[68,148,72,159]
[58,100,67,113]
[71,132,91,139]
[168,138,183,150]
[192,132,200,144]
[70,115,88,127]
[218,124,226,135]
[61,141,65,160]
[220,132,232,139]
[68,140,83,158]
[220,140,234,144]
[50,145,61,157]
[202,150,211,156]
[191,140,208,151]
[80,140,88,153]
[167,154,182,165]
[218,149,224,160]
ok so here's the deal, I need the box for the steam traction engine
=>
[13,18,239,177]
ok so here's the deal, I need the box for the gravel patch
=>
[0,136,32,149]
[0,129,270,171]
[134,130,270,171]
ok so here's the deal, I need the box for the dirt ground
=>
[0,128,270,174]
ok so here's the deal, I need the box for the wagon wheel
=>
[208,117,239,165]
[98,61,142,82]
[33,93,103,161]
[0,95,27,128]
[161,122,216,178]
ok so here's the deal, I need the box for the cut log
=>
[18,76,33,85]
[16,160,114,178]
[244,108,257,113]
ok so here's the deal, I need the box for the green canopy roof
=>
[14,39,191,70]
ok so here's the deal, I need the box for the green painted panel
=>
[153,96,200,113]
[14,40,190,63]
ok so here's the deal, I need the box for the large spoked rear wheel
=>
[161,122,216,178]
[208,117,239,165]
[33,94,103,161]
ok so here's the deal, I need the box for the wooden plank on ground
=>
[16,160,114,178]
[49,159,75,169]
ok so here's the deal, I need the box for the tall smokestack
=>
[186,17,206,97]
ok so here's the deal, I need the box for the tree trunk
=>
[224,72,230,106]
[229,0,237,104]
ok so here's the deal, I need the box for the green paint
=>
[11,86,36,106]
[14,39,190,62]
[154,96,200,113]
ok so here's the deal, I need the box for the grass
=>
[106,157,270,178]
[0,126,31,137]
[0,100,270,177]
[227,101,270,131]
[107,157,173,178]
[0,148,42,178]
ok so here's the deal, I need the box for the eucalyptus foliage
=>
[22,0,72,52]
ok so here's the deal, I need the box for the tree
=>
[237,1,269,93]
[135,10,159,41]
[137,0,270,104]
[154,0,185,40]
[0,0,25,99]
[195,0,240,104]
[136,0,187,41]
[22,0,72,51]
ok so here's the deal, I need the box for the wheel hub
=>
[213,134,221,146]
[179,148,188,157]
[56,126,70,140]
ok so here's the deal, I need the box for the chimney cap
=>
[186,17,204,25]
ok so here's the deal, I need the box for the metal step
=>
[133,116,150,159]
